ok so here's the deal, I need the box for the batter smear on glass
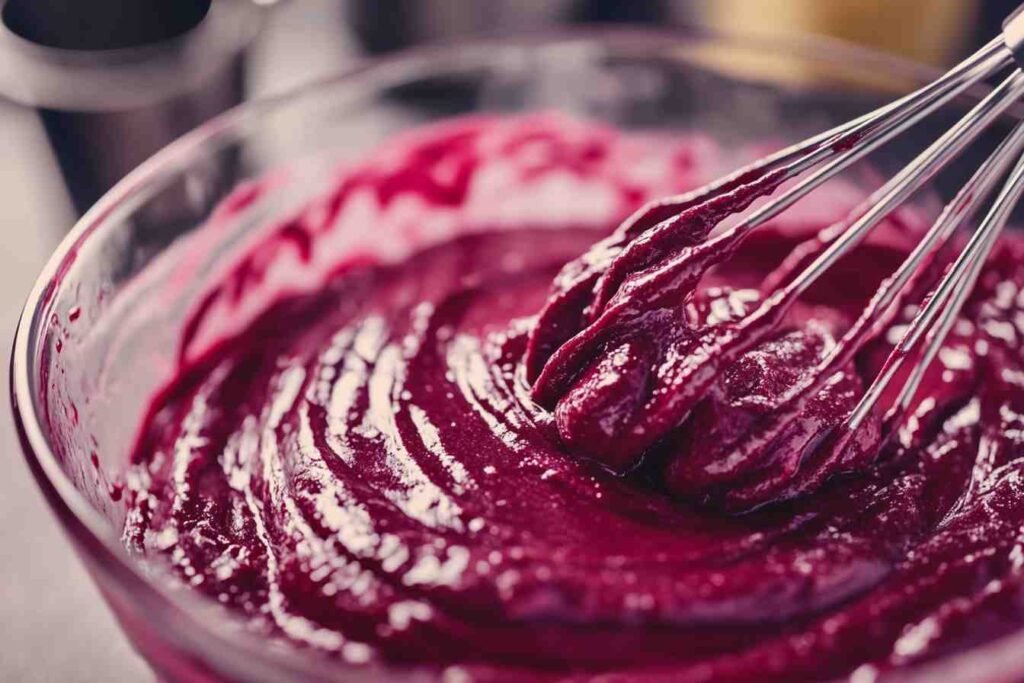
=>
[123,115,1024,680]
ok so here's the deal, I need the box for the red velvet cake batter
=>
[123,116,1024,680]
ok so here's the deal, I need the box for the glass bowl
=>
[11,27,1024,682]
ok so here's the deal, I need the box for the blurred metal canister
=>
[0,0,265,217]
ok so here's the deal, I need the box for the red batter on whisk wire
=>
[524,135,955,512]
[118,115,1024,680]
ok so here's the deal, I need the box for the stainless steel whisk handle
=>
[1004,3,1024,69]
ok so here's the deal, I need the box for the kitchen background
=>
[0,0,1017,679]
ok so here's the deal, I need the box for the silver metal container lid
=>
[0,0,265,111]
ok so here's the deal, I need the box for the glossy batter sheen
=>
[124,116,1024,680]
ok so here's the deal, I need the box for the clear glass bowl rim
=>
[10,24,1022,681]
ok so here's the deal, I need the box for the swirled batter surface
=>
[124,116,1024,680]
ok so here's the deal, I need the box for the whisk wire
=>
[679,38,1024,467]
[786,70,1024,299]
[849,127,1024,431]
[730,37,1012,235]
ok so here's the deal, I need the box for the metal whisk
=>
[695,8,1024,468]
[527,5,1024,507]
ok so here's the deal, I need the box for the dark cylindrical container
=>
[0,0,264,216]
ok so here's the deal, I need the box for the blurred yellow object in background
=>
[701,0,977,66]
[689,0,978,89]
